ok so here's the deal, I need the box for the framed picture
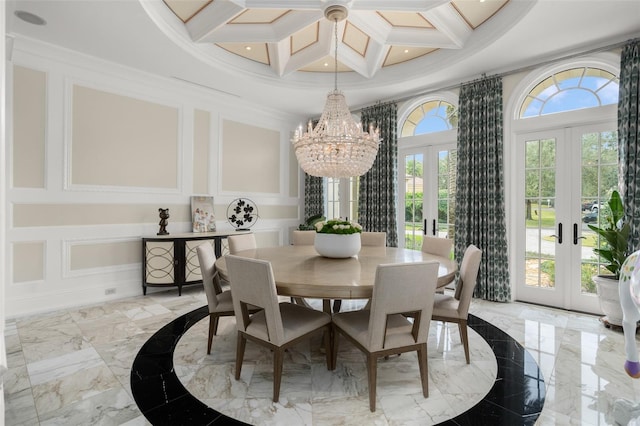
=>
[191,196,216,232]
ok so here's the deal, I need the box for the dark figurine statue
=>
[158,208,170,235]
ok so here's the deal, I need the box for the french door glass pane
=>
[580,131,619,294]
[327,177,340,219]
[525,138,556,289]
[404,154,423,249]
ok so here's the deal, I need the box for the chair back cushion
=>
[225,255,285,343]
[196,243,220,311]
[368,261,438,351]
[228,233,257,254]
[454,245,482,316]
[360,232,387,247]
[292,230,316,245]
[421,236,453,258]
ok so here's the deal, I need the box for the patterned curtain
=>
[304,174,324,219]
[358,101,399,247]
[619,38,640,253]
[454,76,510,302]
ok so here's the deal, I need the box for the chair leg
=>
[235,332,247,380]
[207,314,215,354]
[212,315,220,335]
[367,354,378,412]
[273,348,284,402]
[333,299,342,313]
[417,344,429,398]
[458,320,470,364]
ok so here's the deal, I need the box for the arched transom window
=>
[401,100,458,137]
[519,67,619,118]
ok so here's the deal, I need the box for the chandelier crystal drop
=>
[291,4,380,178]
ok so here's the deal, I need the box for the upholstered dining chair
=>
[227,233,256,254]
[431,244,482,364]
[292,230,316,245]
[196,243,259,354]
[422,236,454,293]
[331,261,439,412]
[225,255,333,402]
[332,231,387,313]
[421,235,453,258]
[360,231,386,247]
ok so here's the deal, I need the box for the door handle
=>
[573,223,587,245]
[432,219,436,236]
[423,219,427,235]
[550,222,563,244]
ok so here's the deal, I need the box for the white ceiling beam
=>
[422,4,472,48]
[351,0,449,12]
[242,1,326,10]
[386,27,461,48]
[268,40,290,77]
[186,0,245,42]
[281,20,333,76]
[196,11,321,43]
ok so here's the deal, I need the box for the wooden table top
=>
[215,245,457,300]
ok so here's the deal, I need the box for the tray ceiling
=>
[157,0,512,79]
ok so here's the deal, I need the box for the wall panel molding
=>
[63,237,140,278]
[65,81,182,191]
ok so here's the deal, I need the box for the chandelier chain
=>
[334,18,338,92]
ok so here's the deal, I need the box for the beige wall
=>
[12,66,46,188]
[221,119,280,193]
[193,109,210,194]
[71,85,179,188]
[6,41,302,317]
[12,241,45,283]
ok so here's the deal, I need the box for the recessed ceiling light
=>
[324,62,329,67]
[404,49,410,54]
[15,10,46,26]
[245,46,252,51]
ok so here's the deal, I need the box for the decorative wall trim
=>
[63,237,140,278]
[63,77,184,193]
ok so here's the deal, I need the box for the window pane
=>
[519,67,618,118]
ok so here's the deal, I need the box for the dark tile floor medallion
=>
[131,307,545,425]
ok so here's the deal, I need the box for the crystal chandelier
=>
[291,4,380,178]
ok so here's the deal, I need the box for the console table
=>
[142,231,250,295]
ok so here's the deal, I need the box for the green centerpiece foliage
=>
[315,219,363,235]
[588,190,630,279]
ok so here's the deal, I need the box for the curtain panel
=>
[454,76,511,302]
[619,38,640,253]
[358,101,399,247]
[304,174,324,220]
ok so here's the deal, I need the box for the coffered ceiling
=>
[161,0,509,78]
[6,1,640,116]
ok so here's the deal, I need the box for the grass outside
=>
[527,204,598,248]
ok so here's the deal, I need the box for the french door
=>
[515,124,618,313]
[400,142,456,250]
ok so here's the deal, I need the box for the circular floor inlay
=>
[174,315,497,424]
[131,307,545,425]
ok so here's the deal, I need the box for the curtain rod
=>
[353,35,639,113]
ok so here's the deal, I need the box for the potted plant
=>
[313,218,363,258]
[588,190,631,327]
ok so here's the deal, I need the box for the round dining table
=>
[214,245,457,302]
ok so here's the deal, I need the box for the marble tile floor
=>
[3,285,640,425]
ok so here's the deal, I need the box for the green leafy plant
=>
[315,219,362,235]
[588,190,630,279]
[298,214,325,230]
